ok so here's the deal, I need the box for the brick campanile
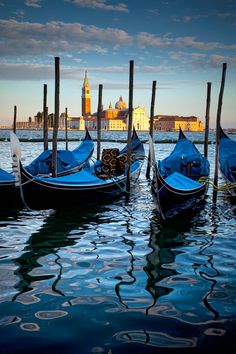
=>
[81,71,91,117]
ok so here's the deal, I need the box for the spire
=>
[83,70,89,87]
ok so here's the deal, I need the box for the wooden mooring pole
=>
[97,84,103,161]
[213,63,227,204]
[52,57,60,178]
[126,60,134,196]
[146,80,157,178]
[43,84,48,151]
[65,107,68,150]
[204,82,211,159]
[13,105,17,134]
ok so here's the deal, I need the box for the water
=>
[0,131,236,354]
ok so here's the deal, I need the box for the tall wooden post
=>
[52,57,60,177]
[213,63,227,203]
[97,84,103,161]
[43,84,48,151]
[146,80,157,178]
[65,107,68,150]
[126,60,134,195]
[204,82,211,158]
[13,105,17,134]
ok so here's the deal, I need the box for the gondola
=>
[0,167,20,203]
[219,127,236,196]
[149,128,210,220]
[25,128,94,176]
[0,129,94,207]
[10,129,145,210]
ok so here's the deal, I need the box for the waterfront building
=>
[154,115,204,132]
[84,95,149,131]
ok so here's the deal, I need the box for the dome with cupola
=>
[115,96,127,110]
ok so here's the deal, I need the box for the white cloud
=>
[67,0,128,12]
[25,0,41,8]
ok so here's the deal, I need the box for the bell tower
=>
[81,71,91,117]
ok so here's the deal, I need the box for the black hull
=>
[20,166,141,210]
[0,182,21,207]
[152,171,208,219]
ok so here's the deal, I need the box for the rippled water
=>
[0,131,236,354]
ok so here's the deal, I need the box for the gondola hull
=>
[19,162,142,210]
[219,127,236,197]
[151,169,208,219]
[149,131,209,220]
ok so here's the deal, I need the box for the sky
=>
[0,0,236,128]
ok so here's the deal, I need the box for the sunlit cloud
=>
[66,0,129,13]
[1,19,235,59]
[170,51,236,68]
[25,0,42,8]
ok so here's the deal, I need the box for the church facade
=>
[81,73,149,131]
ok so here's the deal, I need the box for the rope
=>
[198,177,236,191]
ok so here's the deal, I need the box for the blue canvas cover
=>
[72,139,94,163]
[25,137,94,176]
[166,172,202,190]
[0,167,15,182]
[219,135,236,182]
[36,169,105,185]
[25,150,80,175]
[158,137,209,179]
[120,129,145,160]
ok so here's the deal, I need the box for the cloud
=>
[171,14,209,22]
[170,50,236,69]
[67,0,129,12]
[25,0,42,8]
[0,19,236,62]
[136,32,236,51]
[0,20,133,56]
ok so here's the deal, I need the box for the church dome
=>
[115,96,127,110]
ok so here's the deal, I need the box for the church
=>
[66,72,204,132]
[79,72,149,131]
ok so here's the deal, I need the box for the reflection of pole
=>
[126,60,134,196]
[204,82,211,159]
[97,84,103,161]
[213,63,227,203]
[114,237,136,309]
[146,81,156,178]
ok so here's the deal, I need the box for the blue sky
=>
[0,0,236,128]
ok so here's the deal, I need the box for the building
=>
[154,115,204,132]
[84,95,149,131]
[81,71,91,117]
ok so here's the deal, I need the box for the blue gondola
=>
[219,127,236,196]
[10,129,145,210]
[149,128,210,220]
[0,129,94,205]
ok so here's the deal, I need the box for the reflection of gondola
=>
[11,129,145,210]
[219,127,236,197]
[149,129,210,220]
[12,210,82,302]
[144,211,193,313]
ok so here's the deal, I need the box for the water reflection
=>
[144,210,194,314]
[11,208,97,303]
